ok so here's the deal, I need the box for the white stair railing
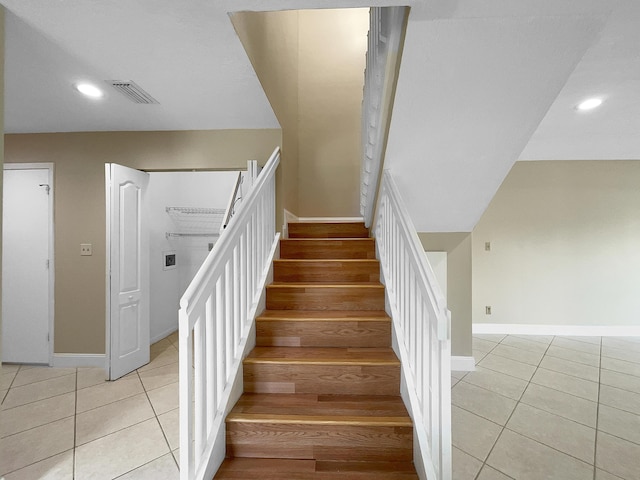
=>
[374,170,452,480]
[179,147,281,480]
[360,6,406,228]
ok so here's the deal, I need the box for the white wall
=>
[147,171,242,341]
[473,160,640,330]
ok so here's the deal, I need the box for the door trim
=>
[3,163,55,365]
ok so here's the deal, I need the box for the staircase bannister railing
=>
[374,170,452,480]
[360,6,406,228]
[179,147,281,480]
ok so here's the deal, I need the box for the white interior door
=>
[2,166,52,364]
[106,164,150,380]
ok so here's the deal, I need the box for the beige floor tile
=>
[564,336,601,346]
[595,468,625,480]
[451,375,462,387]
[75,418,170,480]
[598,404,640,445]
[452,381,517,425]
[602,345,640,365]
[173,448,180,467]
[11,367,76,388]
[1,371,18,390]
[452,405,502,461]
[477,465,514,480]
[531,368,599,401]
[147,381,179,415]
[501,336,549,353]
[520,383,597,427]
[491,344,544,366]
[478,353,537,381]
[473,334,506,343]
[596,431,640,480]
[452,446,482,480]
[139,361,179,391]
[511,334,554,345]
[1,392,75,437]
[599,384,640,415]
[545,345,600,367]
[473,349,489,363]
[1,364,21,374]
[167,331,179,346]
[600,369,640,395]
[158,407,180,450]
[151,338,173,353]
[2,374,76,409]
[2,449,73,480]
[138,346,179,373]
[463,366,528,400]
[473,337,499,353]
[539,355,599,382]
[551,337,601,355]
[76,374,144,413]
[76,392,155,445]
[452,370,468,380]
[1,389,8,403]
[506,403,595,463]
[601,356,640,378]
[0,416,74,475]
[117,453,179,480]
[602,337,640,352]
[487,429,593,480]
[77,367,108,390]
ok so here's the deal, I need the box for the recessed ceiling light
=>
[576,98,603,111]
[75,83,104,98]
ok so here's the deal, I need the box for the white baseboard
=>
[473,323,640,337]
[151,327,178,344]
[451,356,476,372]
[52,353,106,369]
[297,216,365,223]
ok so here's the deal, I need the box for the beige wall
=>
[297,9,368,217]
[231,10,299,230]
[233,8,368,219]
[473,160,640,328]
[4,129,280,354]
[418,233,472,357]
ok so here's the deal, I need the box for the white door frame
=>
[3,163,55,365]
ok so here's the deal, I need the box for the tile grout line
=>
[472,334,555,480]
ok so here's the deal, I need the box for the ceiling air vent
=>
[107,80,159,104]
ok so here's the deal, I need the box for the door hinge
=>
[47,333,50,342]
[46,259,50,269]
[39,183,51,195]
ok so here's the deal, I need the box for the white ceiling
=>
[2,0,639,231]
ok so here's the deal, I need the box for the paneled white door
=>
[106,164,150,380]
[2,166,52,364]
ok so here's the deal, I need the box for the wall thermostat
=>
[163,251,177,270]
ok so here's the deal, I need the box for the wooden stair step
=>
[215,458,419,479]
[266,283,385,311]
[229,393,410,418]
[274,259,380,283]
[288,222,369,239]
[256,313,391,347]
[257,310,390,320]
[243,347,400,396]
[280,239,376,259]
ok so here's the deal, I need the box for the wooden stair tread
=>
[257,310,389,321]
[245,347,399,365]
[288,222,369,239]
[274,259,379,263]
[216,458,418,479]
[268,282,383,288]
[230,393,410,418]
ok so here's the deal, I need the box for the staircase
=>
[214,222,418,479]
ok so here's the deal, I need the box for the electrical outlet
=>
[485,306,492,315]
[80,243,92,256]
[485,242,491,251]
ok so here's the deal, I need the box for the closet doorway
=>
[2,163,54,364]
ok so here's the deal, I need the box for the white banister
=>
[374,170,452,480]
[179,147,281,480]
[360,6,406,228]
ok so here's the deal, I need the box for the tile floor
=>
[453,334,640,480]
[3,332,640,479]
[1,332,180,480]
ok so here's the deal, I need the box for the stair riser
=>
[244,364,400,396]
[288,222,369,239]
[226,423,412,462]
[266,287,385,311]
[256,321,391,348]
[273,261,380,283]
[280,240,376,259]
